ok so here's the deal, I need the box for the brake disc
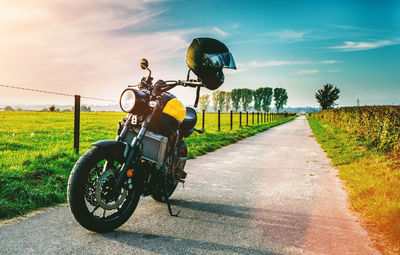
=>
[95,170,128,210]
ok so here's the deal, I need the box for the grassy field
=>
[308,117,400,254]
[0,111,295,219]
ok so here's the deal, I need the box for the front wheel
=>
[67,146,141,232]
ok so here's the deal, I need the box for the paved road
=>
[0,116,379,255]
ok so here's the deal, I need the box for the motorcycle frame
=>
[103,80,202,198]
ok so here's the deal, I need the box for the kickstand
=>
[165,177,180,217]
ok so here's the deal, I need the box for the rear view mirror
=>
[140,59,149,70]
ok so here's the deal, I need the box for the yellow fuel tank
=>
[162,98,186,123]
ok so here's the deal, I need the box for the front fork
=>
[111,101,159,198]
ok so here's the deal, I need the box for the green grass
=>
[0,111,295,219]
[308,116,400,254]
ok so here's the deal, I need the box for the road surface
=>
[0,116,379,254]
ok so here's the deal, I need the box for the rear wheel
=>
[67,146,142,232]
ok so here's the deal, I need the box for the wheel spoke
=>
[90,205,99,214]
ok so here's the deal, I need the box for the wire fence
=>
[1,84,295,154]
[198,110,294,132]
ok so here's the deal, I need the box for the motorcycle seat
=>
[180,107,197,136]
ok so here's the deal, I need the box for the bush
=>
[310,106,400,151]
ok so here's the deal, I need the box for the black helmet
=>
[186,38,236,90]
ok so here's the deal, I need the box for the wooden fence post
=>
[218,110,220,132]
[230,110,233,130]
[239,111,242,127]
[252,112,254,125]
[202,109,205,131]
[246,111,249,126]
[74,95,81,154]
[257,112,259,124]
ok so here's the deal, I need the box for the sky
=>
[0,0,399,108]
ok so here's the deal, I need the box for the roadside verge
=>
[307,116,400,254]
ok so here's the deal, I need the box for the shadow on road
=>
[101,230,279,255]
[168,199,312,249]
[169,199,252,219]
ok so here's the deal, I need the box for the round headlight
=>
[120,90,136,112]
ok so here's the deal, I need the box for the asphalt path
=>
[0,116,380,255]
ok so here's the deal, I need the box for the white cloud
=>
[330,40,395,51]
[245,59,340,68]
[0,0,201,104]
[230,23,240,29]
[320,60,340,64]
[295,69,319,75]
[248,60,310,68]
[212,27,228,37]
[261,29,311,42]
[228,59,340,74]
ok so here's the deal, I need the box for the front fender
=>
[92,140,127,157]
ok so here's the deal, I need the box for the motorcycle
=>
[67,38,236,232]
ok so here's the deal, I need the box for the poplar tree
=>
[231,89,242,112]
[273,88,288,112]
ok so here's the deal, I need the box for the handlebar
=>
[151,79,203,107]
[164,80,203,88]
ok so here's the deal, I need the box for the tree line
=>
[199,87,288,112]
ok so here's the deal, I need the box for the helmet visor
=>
[204,52,236,70]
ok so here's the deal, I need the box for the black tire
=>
[67,146,142,232]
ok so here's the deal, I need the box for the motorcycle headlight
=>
[119,88,147,113]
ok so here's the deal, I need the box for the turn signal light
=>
[127,169,133,177]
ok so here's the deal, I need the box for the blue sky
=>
[0,0,399,107]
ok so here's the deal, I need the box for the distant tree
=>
[225,92,232,112]
[241,88,253,112]
[17,107,22,111]
[4,106,14,111]
[81,105,92,112]
[231,89,242,112]
[41,108,49,112]
[261,87,273,112]
[198,94,210,112]
[212,91,219,112]
[49,105,56,112]
[315,84,340,110]
[217,91,226,111]
[356,98,360,106]
[273,88,288,112]
[253,88,263,111]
